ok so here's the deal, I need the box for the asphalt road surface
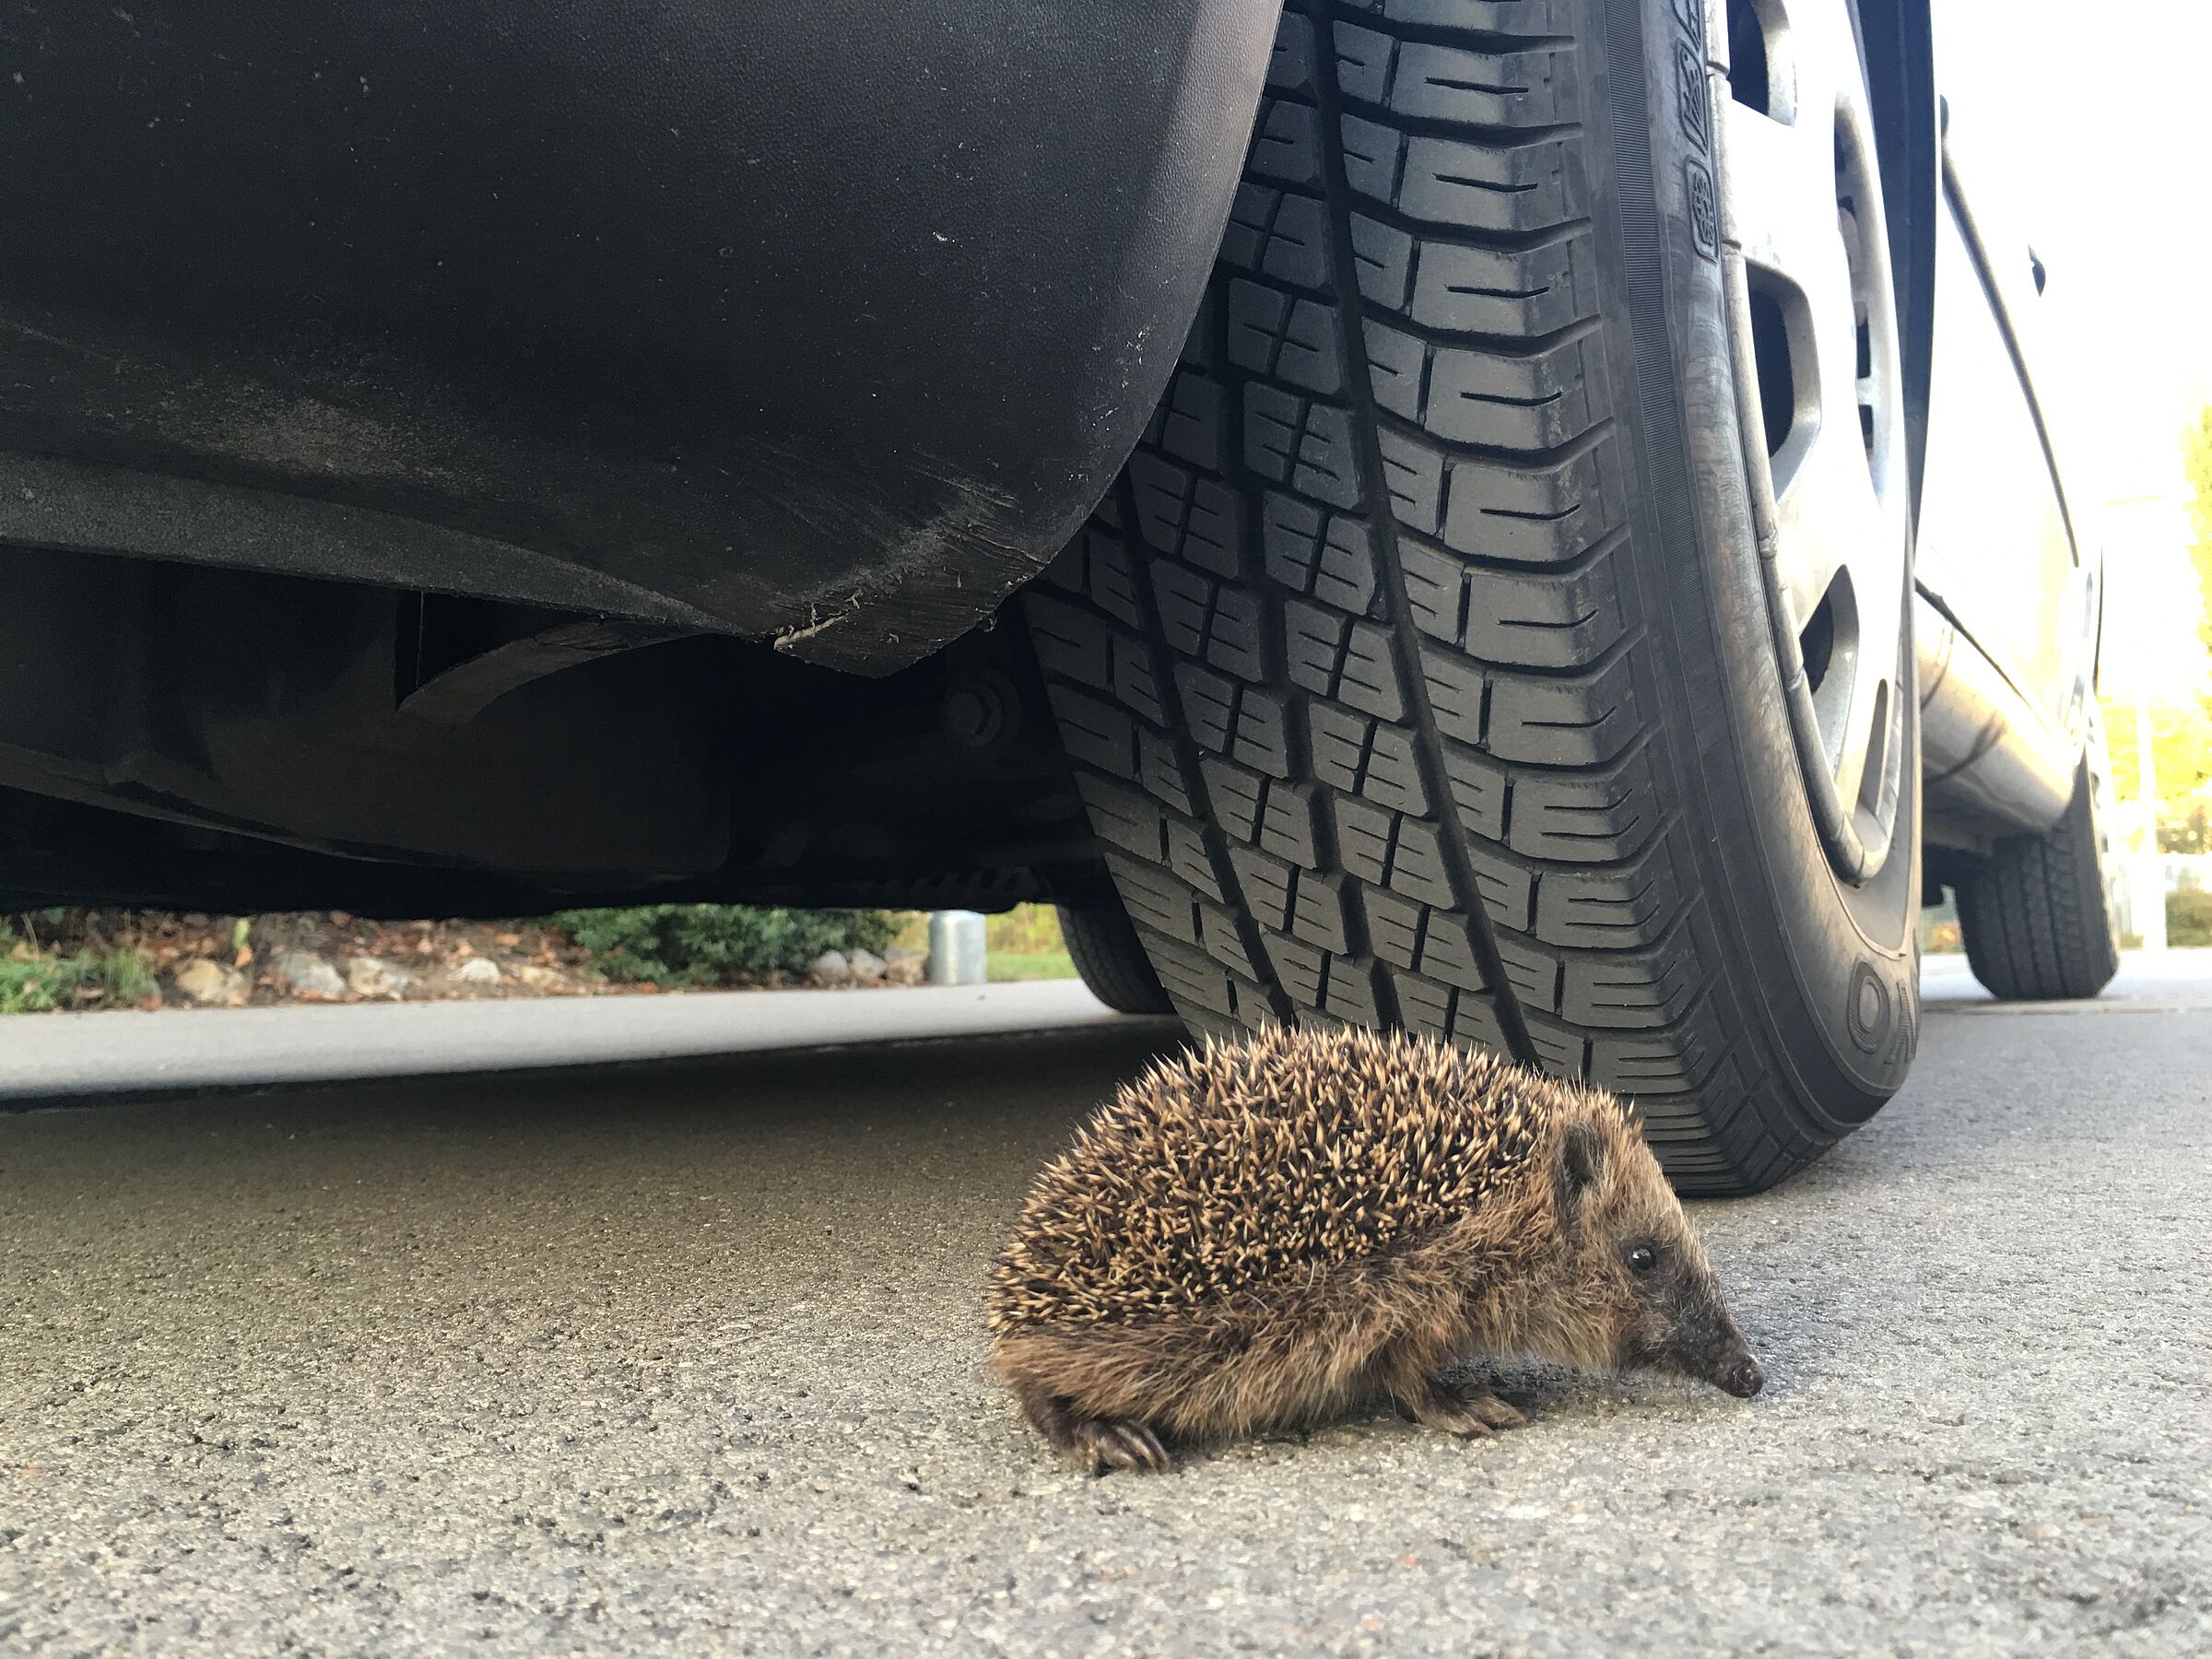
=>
[3,964,2207,1655]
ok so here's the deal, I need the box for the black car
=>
[0,0,2117,1190]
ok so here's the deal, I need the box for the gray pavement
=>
[1922,946,2212,1011]
[1,965,2207,1654]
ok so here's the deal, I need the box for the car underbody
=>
[0,544,1116,918]
[0,532,2077,923]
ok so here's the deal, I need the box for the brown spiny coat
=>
[989,1027,1760,1472]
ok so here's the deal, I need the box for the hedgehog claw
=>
[1418,1405,1495,1439]
[1073,1417,1173,1475]
[1404,1379,1525,1439]
[1462,1387,1527,1430]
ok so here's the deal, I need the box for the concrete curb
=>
[1,979,1124,1101]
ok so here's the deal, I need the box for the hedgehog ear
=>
[1555,1119,1607,1226]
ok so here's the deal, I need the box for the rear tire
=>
[1059,903,1177,1015]
[1027,0,1922,1192]
[1956,724,2123,1001]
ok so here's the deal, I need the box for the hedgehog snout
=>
[1717,1352,1764,1398]
[1686,1313,1763,1399]
[1648,1282,1764,1400]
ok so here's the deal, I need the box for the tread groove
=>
[1310,0,1540,1065]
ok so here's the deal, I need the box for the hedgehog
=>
[987,1026,1763,1472]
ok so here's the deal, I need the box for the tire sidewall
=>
[2084,706,2126,960]
[1594,0,1923,1124]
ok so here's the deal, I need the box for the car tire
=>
[1026,0,1922,1192]
[1955,721,2123,1001]
[1058,902,1178,1015]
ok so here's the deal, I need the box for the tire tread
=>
[1058,903,1181,1017]
[1026,0,1861,1192]
[1957,766,2121,1001]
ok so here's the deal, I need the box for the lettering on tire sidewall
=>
[1846,959,1889,1052]
[1671,0,1720,262]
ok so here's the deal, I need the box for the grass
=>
[987,949,1077,982]
[2170,888,2212,947]
[982,907,1077,981]
[1,917,158,1014]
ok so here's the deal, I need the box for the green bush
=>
[2169,887,2212,947]
[553,905,896,988]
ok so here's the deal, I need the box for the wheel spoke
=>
[1720,101,1848,308]
[1830,557,1904,816]
[1771,400,1878,640]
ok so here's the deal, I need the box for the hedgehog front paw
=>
[1010,1384,1175,1475]
[1401,1379,1528,1439]
[1068,1417,1173,1475]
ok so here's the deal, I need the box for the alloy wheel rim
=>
[1716,0,1911,882]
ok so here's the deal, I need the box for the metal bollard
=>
[928,911,987,986]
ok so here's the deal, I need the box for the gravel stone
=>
[170,959,247,1007]
[270,948,345,998]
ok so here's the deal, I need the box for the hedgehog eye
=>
[1626,1243,1658,1274]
